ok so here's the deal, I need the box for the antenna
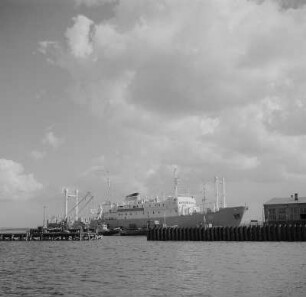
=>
[64,188,68,220]
[222,177,226,208]
[75,189,79,221]
[203,184,206,213]
[106,170,111,200]
[63,188,79,221]
[43,206,47,228]
[173,167,178,198]
[215,176,219,211]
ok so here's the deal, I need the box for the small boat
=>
[119,228,147,236]
[98,224,121,236]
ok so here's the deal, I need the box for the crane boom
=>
[78,195,94,215]
[67,192,91,216]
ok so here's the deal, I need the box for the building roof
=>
[264,196,306,205]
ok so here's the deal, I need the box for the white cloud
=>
[0,159,43,201]
[30,150,46,160]
[39,0,306,197]
[38,41,59,55]
[42,131,64,150]
[65,15,95,59]
[45,1,306,117]
[74,0,115,7]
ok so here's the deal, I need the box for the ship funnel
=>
[294,193,298,201]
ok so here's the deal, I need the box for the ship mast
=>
[43,205,47,228]
[214,176,219,211]
[173,167,178,198]
[203,184,206,213]
[64,188,79,221]
[106,170,111,201]
[222,177,226,208]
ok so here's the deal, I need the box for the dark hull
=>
[98,206,246,229]
[98,229,120,236]
[120,229,147,236]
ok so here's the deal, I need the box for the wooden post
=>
[211,227,215,241]
[198,227,202,241]
[287,225,291,242]
[179,228,183,241]
[224,226,228,241]
[168,228,171,241]
[151,226,156,240]
[275,225,280,241]
[165,228,169,241]
[161,228,165,241]
[217,227,221,241]
[158,227,161,241]
[177,227,180,241]
[186,228,192,241]
[234,227,238,241]
[229,227,233,241]
[293,224,297,241]
[174,228,177,241]
[205,227,209,241]
[202,227,206,241]
[185,228,189,241]
[302,225,306,241]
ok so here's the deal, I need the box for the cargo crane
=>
[66,191,93,221]
[78,193,94,217]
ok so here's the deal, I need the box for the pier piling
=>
[147,224,306,242]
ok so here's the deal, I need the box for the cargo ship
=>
[93,175,247,230]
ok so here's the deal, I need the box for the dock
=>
[147,224,306,241]
[0,228,102,241]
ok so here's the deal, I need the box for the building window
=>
[289,208,294,221]
[300,208,306,220]
[268,209,276,221]
[278,208,286,221]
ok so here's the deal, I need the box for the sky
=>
[1,0,306,227]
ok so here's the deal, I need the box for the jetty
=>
[0,227,102,241]
[147,224,306,242]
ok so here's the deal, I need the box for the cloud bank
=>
[42,130,64,150]
[39,0,306,197]
[0,159,43,201]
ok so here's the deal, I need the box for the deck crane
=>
[78,194,94,217]
[67,191,92,219]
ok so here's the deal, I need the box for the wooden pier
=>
[0,228,101,241]
[147,224,306,242]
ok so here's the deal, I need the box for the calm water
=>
[0,237,305,297]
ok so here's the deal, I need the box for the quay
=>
[147,224,306,242]
[0,228,101,241]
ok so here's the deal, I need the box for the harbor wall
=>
[147,224,306,241]
[0,228,101,241]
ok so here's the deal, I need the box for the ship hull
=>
[99,206,246,229]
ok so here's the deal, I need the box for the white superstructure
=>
[101,193,200,221]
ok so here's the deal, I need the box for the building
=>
[264,193,306,224]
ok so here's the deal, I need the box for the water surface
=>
[1,237,305,297]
